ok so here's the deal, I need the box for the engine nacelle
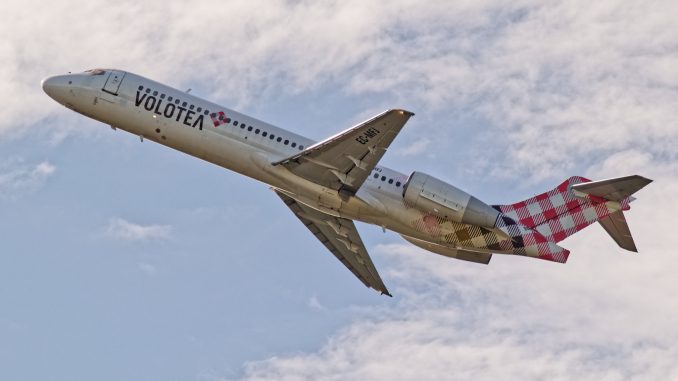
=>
[402,171,499,228]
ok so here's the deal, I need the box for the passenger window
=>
[284,140,289,145]
[247,126,253,131]
[197,107,202,112]
[396,181,401,187]
[168,96,173,101]
[210,113,216,117]
[160,94,165,99]
[388,179,393,184]
[381,176,386,181]
[218,115,224,121]
[240,124,245,129]
[145,88,151,94]
[175,99,180,104]
[299,145,304,150]
[138,85,144,91]
[189,105,194,110]
[255,129,260,134]
[262,131,267,137]
[204,110,209,115]
[153,91,158,96]
[277,137,282,142]
[291,142,297,148]
[182,102,187,107]
[270,134,275,139]
[373,173,379,179]
[234,121,239,126]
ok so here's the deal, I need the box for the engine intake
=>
[403,171,499,228]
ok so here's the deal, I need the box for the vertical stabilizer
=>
[494,175,651,255]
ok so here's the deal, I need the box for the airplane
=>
[42,68,652,296]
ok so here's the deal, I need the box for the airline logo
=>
[210,111,230,127]
[134,88,205,130]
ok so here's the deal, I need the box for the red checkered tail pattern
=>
[493,175,652,252]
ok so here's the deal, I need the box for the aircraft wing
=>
[275,190,391,296]
[272,109,414,194]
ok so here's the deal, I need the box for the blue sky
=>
[1,1,678,380]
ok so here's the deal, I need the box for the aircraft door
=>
[102,70,126,95]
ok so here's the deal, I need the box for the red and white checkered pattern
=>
[494,176,630,243]
[407,176,632,264]
[210,111,230,127]
[494,176,590,230]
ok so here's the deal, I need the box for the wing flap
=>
[276,191,391,296]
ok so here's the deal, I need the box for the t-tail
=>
[493,175,652,261]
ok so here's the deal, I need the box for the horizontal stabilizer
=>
[599,210,637,252]
[571,175,652,202]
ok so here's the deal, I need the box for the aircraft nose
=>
[41,74,73,103]
[41,76,57,96]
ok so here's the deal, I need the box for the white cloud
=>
[395,138,431,157]
[137,262,158,275]
[0,159,56,198]
[307,295,327,313]
[106,217,171,242]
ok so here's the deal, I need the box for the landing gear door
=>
[102,70,126,95]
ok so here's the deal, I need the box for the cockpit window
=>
[85,68,106,75]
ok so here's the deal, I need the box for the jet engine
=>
[402,171,499,228]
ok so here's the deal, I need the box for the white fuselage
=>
[42,69,504,253]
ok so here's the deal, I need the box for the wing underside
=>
[275,191,391,296]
